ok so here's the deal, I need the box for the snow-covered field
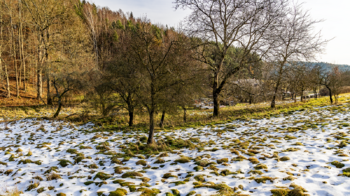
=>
[1,104,350,196]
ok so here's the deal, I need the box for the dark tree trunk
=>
[301,91,304,102]
[271,81,280,108]
[147,110,155,144]
[159,110,165,128]
[53,98,62,118]
[271,95,276,108]
[128,108,134,127]
[183,107,187,123]
[314,88,317,99]
[47,78,53,105]
[326,86,333,104]
[37,70,42,99]
[213,91,219,116]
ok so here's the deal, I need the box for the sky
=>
[88,0,350,65]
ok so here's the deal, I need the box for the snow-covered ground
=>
[1,104,350,196]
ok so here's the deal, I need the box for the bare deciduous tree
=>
[268,3,328,108]
[175,0,288,116]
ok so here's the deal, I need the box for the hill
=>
[305,62,350,72]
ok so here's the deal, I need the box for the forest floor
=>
[1,96,350,195]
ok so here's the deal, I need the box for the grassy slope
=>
[1,93,349,134]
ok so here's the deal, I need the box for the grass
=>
[1,92,347,133]
[330,161,345,168]
[0,187,22,196]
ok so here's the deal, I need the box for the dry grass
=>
[0,187,22,196]
[1,92,350,132]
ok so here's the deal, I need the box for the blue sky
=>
[88,0,350,65]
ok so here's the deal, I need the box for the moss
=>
[293,142,304,146]
[282,148,300,152]
[45,166,59,174]
[66,148,78,154]
[154,158,165,164]
[194,175,206,182]
[0,161,7,166]
[283,176,296,181]
[58,159,72,167]
[4,169,13,175]
[248,170,263,175]
[37,187,45,193]
[163,173,177,179]
[138,188,160,196]
[338,141,348,148]
[186,191,196,196]
[94,172,112,180]
[195,159,211,167]
[341,167,350,177]
[89,163,99,169]
[220,169,234,176]
[248,149,260,154]
[74,153,85,164]
[111,157,123,164]
[330,161,345,168]
[142,177,151,183]
[56,193,67,196]
[26,182,39,191]
[170,189,181,196]
[248,157,260,164]
[271,188,290,196]
[47,173,62,181]
[173,181,186,186]
[194,183,234,194]
[136,160,148,166]
[33,176,44,181]
[254,163,268,170]
[254,176,277,183]
[109,188,127,196]
[121,171,143,178]
[285,135,297,140]
[112,179,135,187]
[84,181,94,186]
[280,156,290,161]
[214,158,228,164]
[174,156,191,163]
[194,166,203,171]
[232,155,247,162]
[114,166,130,174]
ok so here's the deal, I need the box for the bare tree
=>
[175,0,288,116]
[268,3,328,108]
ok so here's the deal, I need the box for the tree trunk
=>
[183,107,187,123]
[37,69,42,99]
[213,91,219,116]
[327,86,333,104]
[301,91,304,102]
[159,110,165,128]
[53,97,62,118]
[47,77,52,105]
[271,95,276,108]
[314,88,317,99]
[128,108,134,127]
[4,63,10,98]
[271,80,280,108]
[46,29,52,105]
[147,110,155,144]
[249,94,253,104]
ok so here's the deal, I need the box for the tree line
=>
[1,0,349,144]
